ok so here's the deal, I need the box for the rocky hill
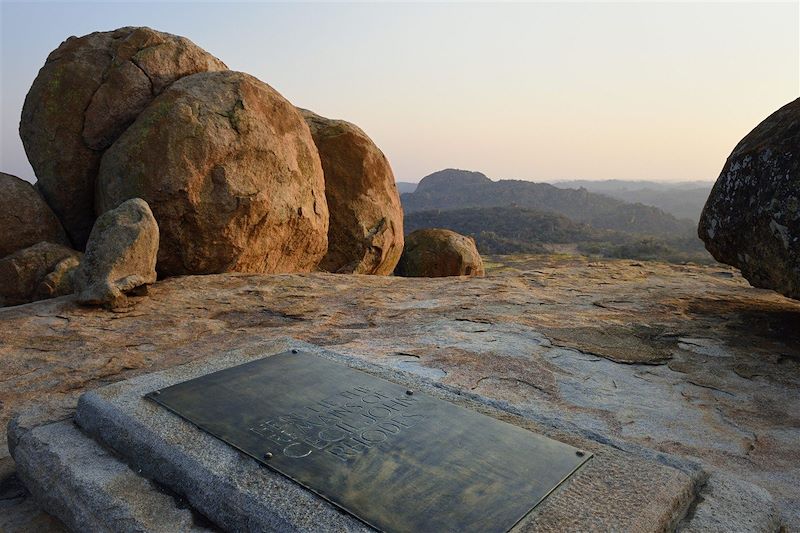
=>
[401,169,697,237]
[551,179,713,222]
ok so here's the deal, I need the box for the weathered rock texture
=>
[10,420,213,533]
[19,27,227,248]
[74,198,158,308]
[699,97,800,299]
[96,71,328,276]
[1,256,799,529]
[0,242,81,307]
[300,109,404,275]
[395,228,484,277]
[0,173,69,257]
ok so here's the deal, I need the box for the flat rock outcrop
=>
[0,172,69,256]
[0,242,81,307]
[699,98,800,299]
[75,198,158,308]
[96,71,328,276]
[1,256,798,528]
[395,228,484,277]
[19,27,227,248]
[301,109,404,275]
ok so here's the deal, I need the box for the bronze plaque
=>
[146,351,590,532]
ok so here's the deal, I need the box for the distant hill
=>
[395,181,418,194]
[549,179,713,222]
[401,169,696,237]
[404,206,713,262]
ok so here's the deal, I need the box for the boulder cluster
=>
[1,26,484,309]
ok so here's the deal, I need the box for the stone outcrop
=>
[74,198,158,308]
[699,98,800,299]
[395,228,484,277]
[300,109,404,275]
[0,242,81,306]
[96,71,328,276]
[1,257,798,529]
[19,27,227,248]
[0,172,69,257]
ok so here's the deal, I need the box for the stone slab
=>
[74,338,700,532]
[10,419,214,533]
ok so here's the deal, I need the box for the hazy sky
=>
[1,2,798,184]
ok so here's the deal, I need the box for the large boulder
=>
[699,98,800,299]
[0,172,69,257]
[395,228,485,277]
[75,198,158,308]
[0,242,82,307]
[96,71,328,276]
[20,27,227,248]
[300,110,404,275]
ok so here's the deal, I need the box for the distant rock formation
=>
[395,228,484,277]
[402,168,694,237]
[96,71,328,276]
[19,27,227,248]
[0,172,70,256]
[300,109,404,275]
[75,198,158,308]
[699,98,800,300]
[0,242,82,306]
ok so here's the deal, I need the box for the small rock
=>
[394,228,485,277]
[0,242,82,307]
[300,109,404,275]
[75,198,158,308]
[699,97,800,299]
[0,172,70,257]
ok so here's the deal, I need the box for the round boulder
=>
[20,26,227,248]
[395,228,485,278]
[0,172,70,257]
[699,98,800,299]
[96,71,328,276]
[300,110,404,275]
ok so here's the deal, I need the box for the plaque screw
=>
[264,452,273,460]
[152,391,161,396]
[291,349,298,354]
[406,390,414,396]
[576,450,585,457]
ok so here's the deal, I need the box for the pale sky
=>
[1,2,798,184]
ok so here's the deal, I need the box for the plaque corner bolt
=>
[576,450,585,457]
[291,349,298,354]
[405,389,414,396]
[264,452,273,460]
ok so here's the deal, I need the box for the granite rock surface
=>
[75,198,158,308]
[699,97,800,300]
[96,71,328,276]
[395,228,484,277]
[0,255,798,529]
[0,243,82,307]
[19,26,227,247]
[0,173,69,257]
[301,109,404,275]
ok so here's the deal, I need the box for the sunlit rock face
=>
[96,71,328,277]
[300,109,404,276]
[19,27,227,248]
[699,97,800,299]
